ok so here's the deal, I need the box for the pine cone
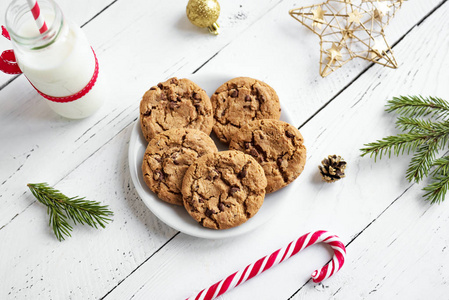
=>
[319,155,347,183]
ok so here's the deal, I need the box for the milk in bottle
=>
[5,0,104,119]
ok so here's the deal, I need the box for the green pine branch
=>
[387,95,449,120]
[360,132,429,160]
[423,157,449,204]
[360,95,449,204]
[396,116,439,133]
[405,143,436,183]
[27,183,114,241]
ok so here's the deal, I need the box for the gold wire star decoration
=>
[289,0,405,77]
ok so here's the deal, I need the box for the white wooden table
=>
[1,0,449,299]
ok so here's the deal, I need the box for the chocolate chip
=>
[229,186,240,195]
[173,160,179,165]
[198,197,204,203]
[171,78,178,84]
[177,96,182,102]
[154,156,162,163]
[157,83,163,89]
[277,157,283,167]
[244,142,251,149]
[169,101,179,109]
[230,90,239,98]
[150,87,157,90]
[221,110,226,116]
[169,94,177,101]
[171,153,178,160]
[153,170,165,181]
[249,148,259,157]
[193,92,201,100]
[218,203,225,212]
[285,131,295,138]
[237,169,247,179]
[205,208,215,217]
[245,95,251,101]
[207,169,220,181]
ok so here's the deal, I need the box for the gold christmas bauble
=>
[186,0,220,35]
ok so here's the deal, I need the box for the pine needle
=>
[423,157,449,204]
[27,183,114,241]
[360,132,427,160]
[387,95,449,120]
[360,95,449,204]
[405,144,436,183]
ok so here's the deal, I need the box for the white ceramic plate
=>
[128,76,296,239]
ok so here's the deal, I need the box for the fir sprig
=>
[405,143,436,183]
[423,157,449,203]
[360,95,449,204]
[386,95,449,120]
[27,183,114,241]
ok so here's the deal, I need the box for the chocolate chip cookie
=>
[210,77,281,144]
[142,128,218,206]
[140,77,214,141]
[182,150,267,229]
[229,119,306,193]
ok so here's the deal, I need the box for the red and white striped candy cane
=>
[26,0,48,34]
[186,230,346,300]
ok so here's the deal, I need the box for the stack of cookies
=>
[140,77,306,230]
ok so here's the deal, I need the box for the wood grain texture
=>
[0,0,448,299]
[293,184,449,299]
[0,125,177,299]
[102,2,449,299]
[0,0,293,230]
[0,0,442,229]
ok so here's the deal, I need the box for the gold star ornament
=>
[289,0,405,77]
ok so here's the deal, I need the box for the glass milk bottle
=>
[5,0,104,119]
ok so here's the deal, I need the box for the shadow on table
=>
[175,14,207,35]
[118,125,178,242]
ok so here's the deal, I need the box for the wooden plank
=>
[0,0,447,299]
[0,0,442,230]
[291,184,449,299]
[0,0,287,229]
[0,125,178,299]
[101,1,449,299]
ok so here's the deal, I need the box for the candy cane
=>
[186,230,346,300]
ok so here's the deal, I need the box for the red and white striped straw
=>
[26,0,48,34]
[186,230,346,300]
